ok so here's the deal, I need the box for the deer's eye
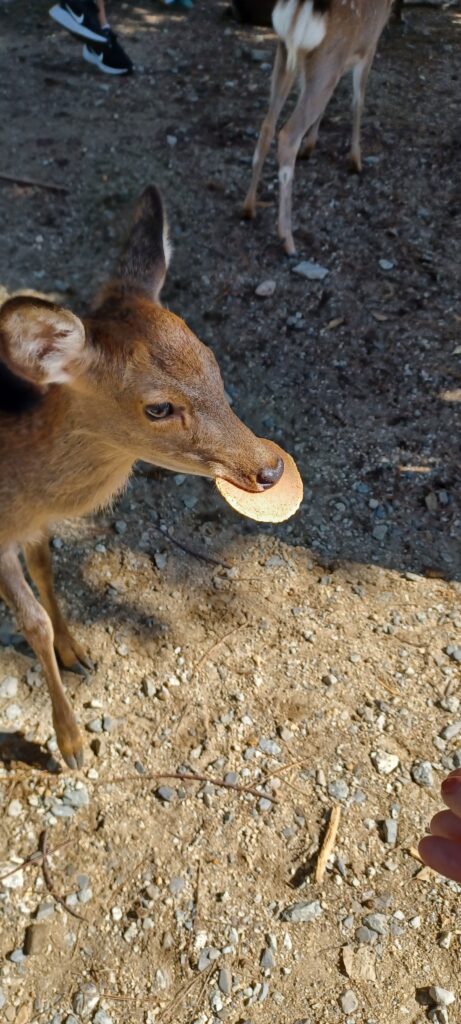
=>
[145,402,174,421]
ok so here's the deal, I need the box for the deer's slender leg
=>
[277,71,338,255]
[24,534,92,675]
[243,42,296,219]
[298,113,323,159]
[0,544,83,769]
[348,53,374,173]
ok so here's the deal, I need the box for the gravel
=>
[281,901,323,924]
[411,761,434,787]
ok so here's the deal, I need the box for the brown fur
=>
[0,187,282,769]
[243,0,393,254]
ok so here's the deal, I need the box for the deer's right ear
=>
[0,297,90,386]
[117,185,172,303]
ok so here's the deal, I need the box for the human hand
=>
[418,768,461,882]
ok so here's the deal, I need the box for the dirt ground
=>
[1,1,461,1022]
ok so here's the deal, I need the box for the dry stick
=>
[0,837,72,883]
[191,623,250,678]
[95,771,278,804]
[151,524,232,570]
[157,964,214,1024]
[315,805,342,884]
[0,171,69,194]
[39,830,87,923]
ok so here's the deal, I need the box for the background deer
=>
[243,0,393,254]
[0,186,283,770]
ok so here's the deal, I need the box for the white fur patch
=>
[162,217,173,269]
[273,0,327,69]
[6,307,86,385]
[279,165,294,185]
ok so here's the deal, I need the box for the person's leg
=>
[95,0,108,26]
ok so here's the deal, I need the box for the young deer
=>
[0,186,283,770]
[243,0,392,254]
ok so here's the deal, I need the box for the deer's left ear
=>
[0,297,89,386]
[117,185,172,303]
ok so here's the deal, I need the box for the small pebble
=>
[255,279,276,298]
[355,926,376,945]
[292,260,329,281]
[371,751,399,775]
[363,913,388,935]
[429,987,455,1007]
[259,738,281,756]
[281,900,323,923]
[218,966,232,995]
[445,645,461,663]
[411,761,434,787]
[72,983,99,1017]
[156,785,176,803]
[258,797,272,812]
[261,947,275,970]
[0,675,18,697]
[381,819,398,845]
[169,877,185,894]
[439,722,461,741]
[340,990,359,1014]
[93,1012,114,1024]
[7,799,22,818]
[328,780,349,801]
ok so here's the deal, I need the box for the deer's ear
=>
[117,185,172,303]
[0,297,89,386]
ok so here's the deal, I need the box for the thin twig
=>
[0,837,72,883]
[191,623,250,678]
[157,964,214,1023]
[39,831,86,922]
[0,171,69,193]
[94,771,278,804]
[151,524,232,569]
[315,805,341,884]
[193,860,203,933]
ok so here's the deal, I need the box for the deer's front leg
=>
[0,544,84,769]
[24,534,93,676]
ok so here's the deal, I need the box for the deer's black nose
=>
[256,457,284,489]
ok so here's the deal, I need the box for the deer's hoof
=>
[242,199,256,220]
[283,236,296,257]
[347,152,362,175]
[57,730,84,770]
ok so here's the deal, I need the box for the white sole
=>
[48,5,107,43]
[82,44,131,74]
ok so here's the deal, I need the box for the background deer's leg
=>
[277,70,338,255]
[243,42,296,218]
[298,113,323,159]
[24,534,93,675]
[349,53,374,173]
[0,544,84,768]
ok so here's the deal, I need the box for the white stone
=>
[371,751,399,775]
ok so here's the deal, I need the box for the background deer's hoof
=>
[347,152,362,174]
[283,236,296,257]
[242,198,256,220]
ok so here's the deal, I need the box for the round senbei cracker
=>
[216,440,303,523]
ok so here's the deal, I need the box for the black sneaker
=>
[49,1,107,43]
[82,30,133,75]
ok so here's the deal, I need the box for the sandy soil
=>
[0,2,460,1023]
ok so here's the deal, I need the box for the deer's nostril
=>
[256,457,284,489]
